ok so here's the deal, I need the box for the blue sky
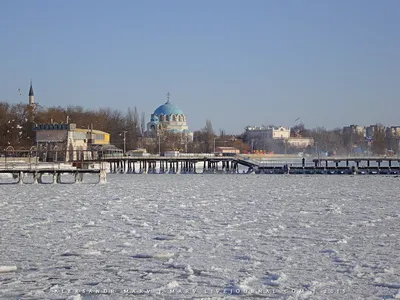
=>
[1,0,399,133]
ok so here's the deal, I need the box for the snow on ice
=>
[0,174,399,299]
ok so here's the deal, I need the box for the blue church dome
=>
[154,101,184,115]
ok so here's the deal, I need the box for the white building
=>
[244,126,291,140]
[366,124,385,139]
[244,125,313,152]
[386,126,400,152]
[343,125,366,137]
[286,137,314,148]
[34,123,115,162]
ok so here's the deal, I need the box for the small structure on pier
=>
[215,147,240,156]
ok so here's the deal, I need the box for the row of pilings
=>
[108,159,242,174]
[6,170,106,184]
[314,159,399,168]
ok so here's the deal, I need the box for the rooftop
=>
[154,101,184,115]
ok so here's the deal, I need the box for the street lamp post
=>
[158,133,161,156]
[185,136,188,153]
[213,137,217,154]
[36,141,39,167]
[366,136,372,157]
[53,145,59,162]
[284,139,287,155]
[122,131,127,155]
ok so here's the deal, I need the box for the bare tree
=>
[203,119,215,152]
[291,122,309,137]
[133,107,140,136]
[125,108,138,150]
[140,112,146,136]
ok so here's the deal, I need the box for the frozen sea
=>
[0,174,400,300]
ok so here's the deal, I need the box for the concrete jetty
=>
[0,163,106,184]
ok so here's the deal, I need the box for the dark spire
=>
[29,80,34,96]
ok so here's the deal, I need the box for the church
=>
[146,93,193,141]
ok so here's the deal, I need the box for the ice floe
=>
[0,266,17,273]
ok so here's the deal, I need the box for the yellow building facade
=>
[34,123,112,162]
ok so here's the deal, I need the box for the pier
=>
[312,157,400,168]
[2,151,400,178]
[83,156,243,174]
[256,156,400,175]
[81,155,400,175]
[0,164,106,184]
[255,166,399,175]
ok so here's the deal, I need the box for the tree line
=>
[287,123,390,155]
[0,101,394,155]
[0,102,250,153]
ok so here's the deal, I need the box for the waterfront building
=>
[342,125,366,137]
[366,124,385,139]
[286,137,314,148]
[244,126,291,140]
[244,125,314,153]
[34,123,118,162]
[342,125,367,152]
[215,146,240,156]
[386,126,400,153]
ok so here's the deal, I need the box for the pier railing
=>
[0,162,77,171]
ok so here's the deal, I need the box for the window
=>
[73,132,86,140]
